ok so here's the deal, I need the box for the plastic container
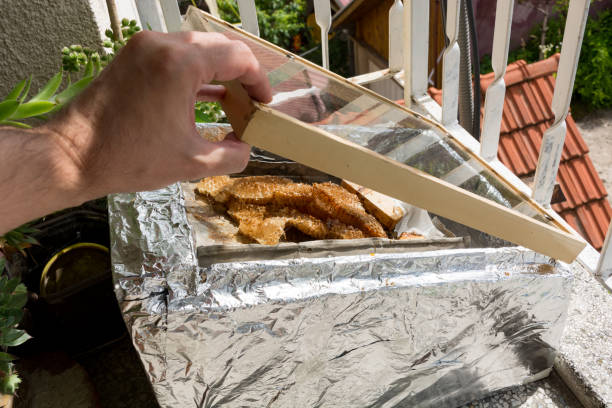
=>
[19,210,126,356]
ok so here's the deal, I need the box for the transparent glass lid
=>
[184,9,568,233]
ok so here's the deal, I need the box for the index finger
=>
[186,32,273,103]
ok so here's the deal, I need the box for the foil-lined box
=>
[109,178,572,407]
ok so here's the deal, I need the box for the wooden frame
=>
[183,8,586,263]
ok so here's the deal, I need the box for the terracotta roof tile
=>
[570,199,612,250]
[553,156,608,212]
[426,54,610,250]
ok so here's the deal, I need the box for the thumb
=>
[192,132,251,177]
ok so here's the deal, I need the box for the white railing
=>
[139,0,610,282]
[479,0,514,161]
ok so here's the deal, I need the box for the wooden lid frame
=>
[182,7,585,263]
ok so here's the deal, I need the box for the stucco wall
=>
[0,0,140,99]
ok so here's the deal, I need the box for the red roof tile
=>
[427,54,611,250]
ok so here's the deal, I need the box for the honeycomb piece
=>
[227,201,267,223]
[195,175,235,203]
[225,176,293,204]
[269,207,327,239]
[273,183,314,208]
[312,183,387,238]
[326,219,365,239]
[238,217,286,245]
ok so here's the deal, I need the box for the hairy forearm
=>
[0,125,87,234]
[0,31,272,235]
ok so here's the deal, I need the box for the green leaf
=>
[1,373,21,395]
[11,101,56,120]
[83,58,94,77]
[30,70,63,102]
[0,120,31,129]
[194,108,210,123]
[4,279,19,294]
[0,352,16,362]
[7,284,27,310]
[0,310,23,329]
[0,329,30,347]
[20,76,32,103]
[0,100,20,122]
[0,258,4,274]
[54,75,94,106]
[5,78,27,100]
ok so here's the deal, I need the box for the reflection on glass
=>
[194,13,558,228]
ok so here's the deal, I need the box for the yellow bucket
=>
[40,242,109,297]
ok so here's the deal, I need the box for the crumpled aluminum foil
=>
[109,181,573,408]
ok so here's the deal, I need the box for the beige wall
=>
[0,0,140,99]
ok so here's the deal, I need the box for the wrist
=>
[40,111,100,206]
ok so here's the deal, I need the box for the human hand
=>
[45,30,272,200]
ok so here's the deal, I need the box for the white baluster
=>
[135,0,168,32]
[237,0,259,36]
[597,223,612,283]
[402,0,412,107]
[314,0,332,70]
[403,1,430,109]
[389,0,403,73]
[159,0,182,32]
[441,0,461,126]
[410,1,429,101]
[480,0,514,161]
[533,0,590,205]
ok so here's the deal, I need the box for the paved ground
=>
[463,371,582,408]
[575,108,612,205]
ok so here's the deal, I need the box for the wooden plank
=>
[356,0,394,61]
[220,100,584,263]
[341,180,406,229]
[348,68,393,85]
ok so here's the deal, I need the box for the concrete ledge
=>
[554,261,612,407]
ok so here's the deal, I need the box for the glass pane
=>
[188,11,563,230]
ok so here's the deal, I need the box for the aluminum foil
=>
[109,182,573,408]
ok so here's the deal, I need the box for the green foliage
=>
[0,224,39,256]
[480,2,612,109]
[0,262,30,395]
[63,19,140,75]
[218,0,307,52]
[0,73,96,128]
[194,101,226,123]
[574,9,612,108]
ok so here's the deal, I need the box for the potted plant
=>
[0,228,34,406]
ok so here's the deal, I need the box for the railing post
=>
[480,0,514,161]
[237,0,260,36]
[597,223,612,282]
[135,0,168,32]
[314,0,332,70]
[402,0,412,107]
[403,0,430,108]
[159,0,182,32]
[532,0,590,206]
[441,0,461,126]
[389,0,404,73]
